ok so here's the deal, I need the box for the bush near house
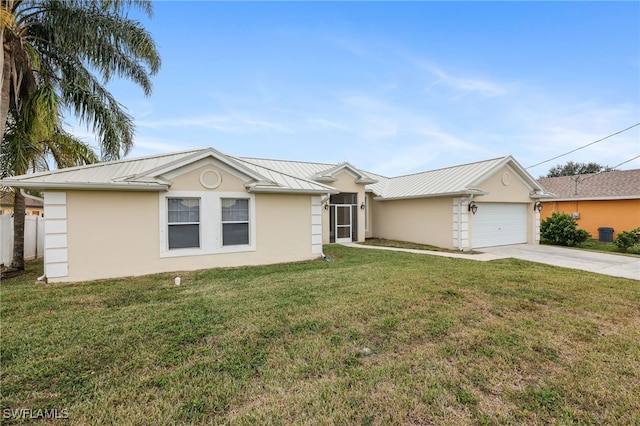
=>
[614,227,640,252]
[540,212,591,247]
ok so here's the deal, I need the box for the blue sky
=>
[77,1,640,178]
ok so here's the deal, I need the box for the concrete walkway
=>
[342,243,506,261]
[344,243,640,280]
[481,244,640,280]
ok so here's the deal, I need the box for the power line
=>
[579,154,640,183]
[526,122,640,169]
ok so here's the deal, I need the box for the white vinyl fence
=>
[0,215,45,266]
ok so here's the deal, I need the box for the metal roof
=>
[0,150,200,190]
[367,156,549,199]
[1,148,550,199]
[0,149,337,194]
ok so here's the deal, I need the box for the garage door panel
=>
[472,203,527,248]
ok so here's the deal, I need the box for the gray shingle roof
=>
[537,169,640,200]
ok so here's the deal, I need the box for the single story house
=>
[537,169,640,239]
[1,147,552,282]
[0,191,44,216]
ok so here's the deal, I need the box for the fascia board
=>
[0,180,167,191]
[247,186,340,195]
[530,192,557,199]
[543,195,640,202]
[374,190,486,201]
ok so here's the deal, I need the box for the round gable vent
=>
[501,172,511,186]
[200,169,222,189]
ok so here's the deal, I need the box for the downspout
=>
[458,195,475,251]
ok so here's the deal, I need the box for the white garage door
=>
[472,203,528,248]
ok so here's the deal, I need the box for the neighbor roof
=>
[0,192,44,208]
[537,169,640,201]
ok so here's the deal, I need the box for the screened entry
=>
[329,193,358,243]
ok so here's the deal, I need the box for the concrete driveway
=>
[480,244,640,280]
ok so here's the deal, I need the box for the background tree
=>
[545,161,616,178]
[1,0,160,273]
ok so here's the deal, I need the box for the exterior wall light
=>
[324,203,329,210]
[360,201,366,210]
[468,201,478,215]
[534,201,543,212]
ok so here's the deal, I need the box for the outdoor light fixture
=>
[360,201,366,210]
[468,201,478,215]
[324,203,329,210]
[534,201,543,212]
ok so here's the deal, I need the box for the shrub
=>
[540,212,591,247]
[614,228,640,252]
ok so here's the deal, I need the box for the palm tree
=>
[1,84,99,272]
[1,0,160,272]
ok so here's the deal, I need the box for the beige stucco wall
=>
[54,162,317,282]
[475,166,534,203]
[321,171,367,244]
[365,192,375,239]
[371,197,454,248]
[368,165,540,249]
[169,162,247,192]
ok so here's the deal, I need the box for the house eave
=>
[530,192,556,199]
[374,190,487,201]
[542,195,640,202]
[0,181,168,192]
[247,187,340,195]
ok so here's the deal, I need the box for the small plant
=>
[540,212,591,247]
[614,227,640,252]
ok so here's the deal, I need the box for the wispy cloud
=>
[421,62,507,98]
[308,118,353,132]
[137,114,293,134]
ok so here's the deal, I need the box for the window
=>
[168,198,200,249]
[159,191,255,258]
[221,198,249,246]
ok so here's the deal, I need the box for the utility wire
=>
[578,154,640,182]
[526,122,640,169]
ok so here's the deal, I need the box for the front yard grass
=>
[1,246,639,425]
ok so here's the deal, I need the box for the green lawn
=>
[574,238,640,256]
[1,246,639,425]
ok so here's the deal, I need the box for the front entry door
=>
[335,205,352,243]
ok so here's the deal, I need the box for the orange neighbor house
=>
[537,169,640,240]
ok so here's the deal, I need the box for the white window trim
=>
[221,198,251,247]
[167,197,201,250]
[159,191,256,258]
